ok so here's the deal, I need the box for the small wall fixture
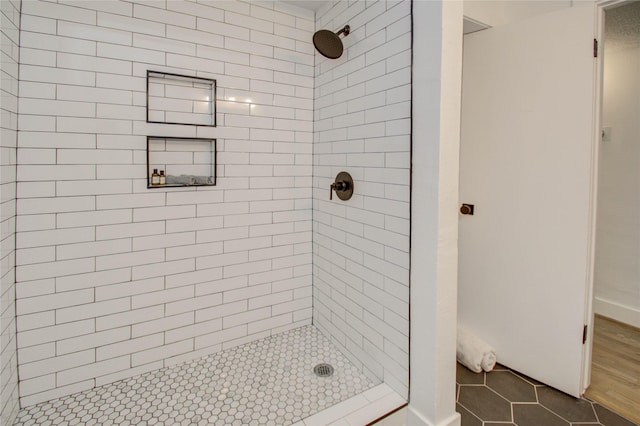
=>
[330,171,354,201]
[313,25,350,59]
[460,203,474,215]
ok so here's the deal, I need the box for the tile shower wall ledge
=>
[292,383,407,426]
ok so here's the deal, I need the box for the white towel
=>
[456,326,497,373]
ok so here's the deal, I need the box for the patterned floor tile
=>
[456,363,639,426]
[537,386,598,423]
[486,371,537,403]
[593,404,639,426]
[512,404,569,426]
[458,386,512,422]
[14,325,378,426]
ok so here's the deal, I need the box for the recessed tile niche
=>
[146,71,216,127]
[147,137,216,188]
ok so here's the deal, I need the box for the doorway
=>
[587,1,640,422]
[457,2,597,398]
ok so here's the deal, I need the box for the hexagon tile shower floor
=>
[14,325,378,426]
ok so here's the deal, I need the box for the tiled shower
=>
[0,0,411,424]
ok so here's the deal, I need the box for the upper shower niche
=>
[147,71,216,127]
[313,25,350,59]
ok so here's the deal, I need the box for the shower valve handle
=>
[329,172,354,201]
[330,181,348,200]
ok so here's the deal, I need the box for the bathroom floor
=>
[456,363,639,426]
[14,325,378,426]
[586,315,640,424]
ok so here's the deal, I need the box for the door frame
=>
[584,0,635,393]
[457,1,605,397]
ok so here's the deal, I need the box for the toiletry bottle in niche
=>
[159,170,166,185]
[151,168,160,186]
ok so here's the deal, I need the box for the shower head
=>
[313,25,350,59]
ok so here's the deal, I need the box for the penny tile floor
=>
[14,325,380,426]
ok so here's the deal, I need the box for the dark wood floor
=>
[586,315,640,424]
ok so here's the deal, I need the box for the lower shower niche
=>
[147,136,216,188]
[14,326,403,426]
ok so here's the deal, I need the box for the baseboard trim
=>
[594,297,640,328]
[407,406,461,426]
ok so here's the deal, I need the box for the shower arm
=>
[336,25,350,37]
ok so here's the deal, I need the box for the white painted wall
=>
[15,0,314,407]
[410,1,462,425]
[594,10,640,327]
[1,0,21,423]
[312,0,411,399]
[463,0,572,27]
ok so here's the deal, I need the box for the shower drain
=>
[313,363,334,377]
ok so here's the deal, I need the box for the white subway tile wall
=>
[0,0,22,423]
[0,0,21,424]
[15,0,315,407]
[313,1,410,399]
